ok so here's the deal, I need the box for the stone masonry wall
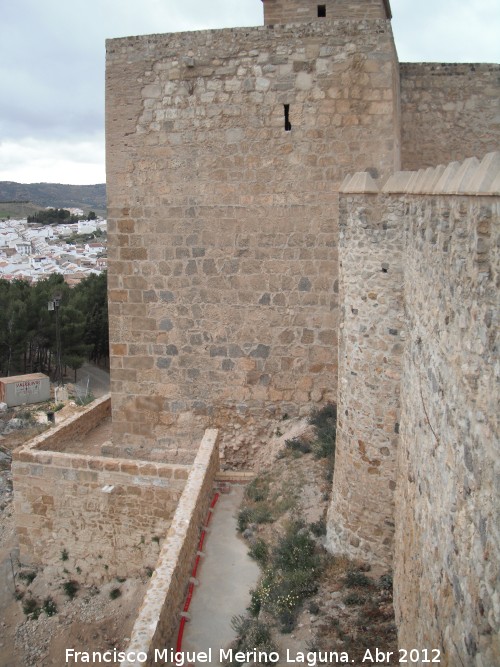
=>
[327,179,404,566]
[106,18,400,464]
[12,398,198,584]
[331,154,499,665]
[262,0,389,25]
[394,159,499,666]
[120,429,220,667]
[35,394,111,452]
[400,63,500,170]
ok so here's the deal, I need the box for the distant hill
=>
[0,182,106,216]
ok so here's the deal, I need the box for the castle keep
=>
[13,1,498,665]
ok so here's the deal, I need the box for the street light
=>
[48,291,63,386]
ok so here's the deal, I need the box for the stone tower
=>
[105,0,400,464]
[262,0,392,25]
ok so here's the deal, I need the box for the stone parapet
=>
[31,394,111,452]
[120,429,219,667]
[12,396,199,583]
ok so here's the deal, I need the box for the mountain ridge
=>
[0,181,106,214]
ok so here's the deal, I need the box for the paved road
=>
[182,485,260,666]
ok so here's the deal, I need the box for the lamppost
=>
[48,291,63,385]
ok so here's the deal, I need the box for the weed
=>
[43,597,57,616]
[109,587,121,600]
[152,536,160,544]
[344,592,366,606]
[237,504,274,532]
[76,566,82,574]
[229,616,278,663]
[22,597,41,619]
[62,580,79,599]
[248,589,261,617]
[378,572,393,591]
[309,403,337,460]
[308,601,320,615]
[245,476,270,503]
[237,507,252,533]
[248,539,269,566]
[61,548,69,561]
[116,576,127,583]
[273,522,320,572]
[252,504,274,524]
[310,517,327,537]
[345,570,373,588]
[17,410,36,424]
[74,392,95,407]
[18,571,37,585]
[145,567,153,578]
[285,437,311,455]
[277,607,296,633]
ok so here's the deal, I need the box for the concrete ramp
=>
[182,485,260,665]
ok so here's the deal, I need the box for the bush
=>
[43,597,58,616]
[273,522,319,572]
[22,597,41,619]
[309,403,337,460]
[229,616,277,664]
[310,517,327,537]
[245,476,270,503]
[345,570,373,588]
[109,587,121,600]
[18,570,37,585]
[237,504,274,533]
[62,580,79,599]
[378,572,393,591]
[237,507,253,533]
[248,539,269,566]
[344,592,366,606]
[285,437,311,455]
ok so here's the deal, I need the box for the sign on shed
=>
[0,373,50,407]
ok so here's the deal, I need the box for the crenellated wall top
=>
[341,152,500,196]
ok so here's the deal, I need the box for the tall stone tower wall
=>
[106,17,400,463]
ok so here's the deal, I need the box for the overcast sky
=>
[1,0,498,185]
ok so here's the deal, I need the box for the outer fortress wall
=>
[400,63,500,170]
[329,153,500,666]
[395,156,499,666]
[105,18,400,464]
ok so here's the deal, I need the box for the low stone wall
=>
[12,396,195,583]
[35,394,111,452]
[120,429,220,667]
